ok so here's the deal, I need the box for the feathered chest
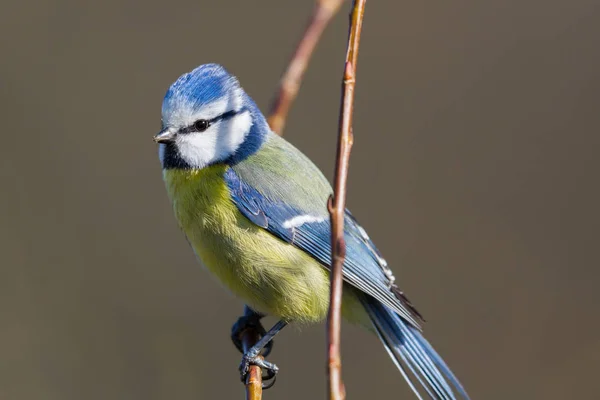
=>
[161,164,332,322]
[162,165,240,235]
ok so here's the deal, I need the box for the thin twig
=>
[240,3,345,399]
[268,0,345,135]
[242,328,263,400]
[327,1,367,400]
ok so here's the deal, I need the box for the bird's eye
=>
[193,119,210,132]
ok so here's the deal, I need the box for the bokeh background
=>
[2,0,599,399]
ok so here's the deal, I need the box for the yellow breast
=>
[162,165,331,322]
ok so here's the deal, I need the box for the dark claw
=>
[234,314,288,390]
[239,365,277,390]
[261,374,276,389]
[239,353,279,389]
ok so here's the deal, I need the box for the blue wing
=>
[225,168,423,328]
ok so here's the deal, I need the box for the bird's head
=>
[155,64,269,169]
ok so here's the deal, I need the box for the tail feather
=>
[362,297,469,400]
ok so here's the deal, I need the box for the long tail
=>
[362,297,470,400]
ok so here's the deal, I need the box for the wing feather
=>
[225,166,422,328]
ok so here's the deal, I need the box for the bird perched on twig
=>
[154,63,469,399]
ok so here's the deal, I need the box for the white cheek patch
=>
[175,131,219,169]
[220,109,252,155]
[282,215,327,229]
[175,110,252,169]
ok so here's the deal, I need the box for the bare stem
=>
[327,1,367,400]
[267,0,345,135]
[239,2,346,398]
[242,328,263,400]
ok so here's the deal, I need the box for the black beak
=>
[153,128,176,143]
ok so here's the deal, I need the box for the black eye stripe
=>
[211,109,239,123]
[178,109,242,134]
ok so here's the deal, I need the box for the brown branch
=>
[242,327,263,400]
[239,2,346,399]
[267,0,345,135]
[327,1,367,400]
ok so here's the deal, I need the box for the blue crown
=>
[162,63,240,118]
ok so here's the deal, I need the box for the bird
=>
[154,63,469,399]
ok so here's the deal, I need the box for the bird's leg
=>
[239,320,288,387]
[231,305,274,357]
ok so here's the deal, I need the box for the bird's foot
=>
[233,314,288,390]
[231,313,274,357]
[239,352,279,389]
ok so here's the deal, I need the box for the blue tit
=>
[154,63,469,399]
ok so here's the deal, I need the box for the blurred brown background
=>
[1,0,599,399]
